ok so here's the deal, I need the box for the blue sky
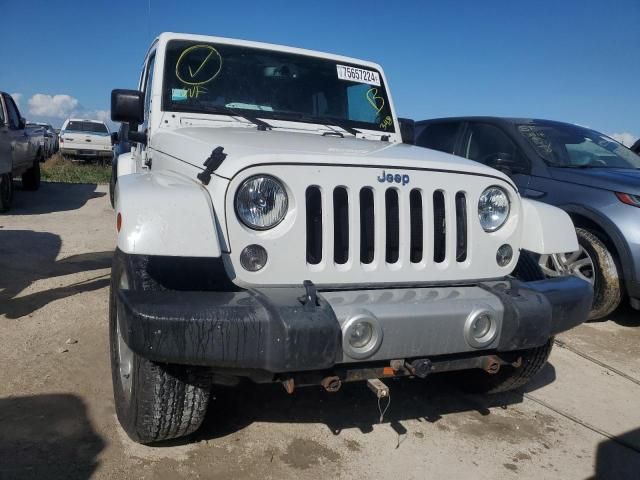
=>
[1,0,638,143]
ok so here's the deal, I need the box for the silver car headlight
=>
[235,175,288,230]
[478,186,510,232]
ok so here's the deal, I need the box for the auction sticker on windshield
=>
[336,65,380,86]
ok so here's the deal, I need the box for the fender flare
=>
[115,171,222,257]
[520,198,579,254]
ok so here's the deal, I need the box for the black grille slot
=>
[360,188,375,264]
[385,189,399,263]
[455,192,467,262]
[305,186,323,264]
[333,187,349,264]
[433,190,446,263]
[410,189,423,263]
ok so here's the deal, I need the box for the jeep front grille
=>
[305,185,468,267]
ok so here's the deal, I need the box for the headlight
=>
[478,186,510,232]
[235,175,288,230]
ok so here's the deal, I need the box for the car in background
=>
[59,118,112,163]
[631,138,640,155]
[34,122,59,154]
[0,91,42,212]
[25,122,50,159]
[415,117,640,319]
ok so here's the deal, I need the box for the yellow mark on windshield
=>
[366,88,384,113]
[176,45,222,86]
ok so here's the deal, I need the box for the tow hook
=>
[282,378,295,394]
[405,358,433,378]
[483,355,501,374]
[367,378,391,423]
[321,376,342,393]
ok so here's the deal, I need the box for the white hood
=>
[152,126,513,184]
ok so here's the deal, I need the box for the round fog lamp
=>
[496,244,513,267]
[240,244,268,272]
[471,314,492,339]
[348,321,373,348]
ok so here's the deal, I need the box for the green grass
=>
[42,154,111,184]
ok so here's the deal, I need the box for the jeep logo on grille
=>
[377,170,410,186]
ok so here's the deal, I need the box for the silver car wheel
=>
[539,246,595,285]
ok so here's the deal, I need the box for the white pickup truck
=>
[59,118,112,162]
[0,91,42,212]
[109,32,592,444]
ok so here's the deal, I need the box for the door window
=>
[4,95,21,129]
[415,122,461,154]
[462,123,528,171]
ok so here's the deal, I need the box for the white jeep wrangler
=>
[109,32,592,444]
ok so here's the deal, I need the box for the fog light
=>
[464,309,498,348]
[348,321,373,348]
[240,244,267,272]
[496,244,513,267]
[342,312,383,359]
[471,314,491,338]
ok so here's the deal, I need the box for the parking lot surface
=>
[1,183,639,479]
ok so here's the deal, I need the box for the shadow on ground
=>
[8,182,105,215]
[0,394,105,480]
[608,304,640,328]
[191,363,556,443]
[0,230,111,319]
[592,427,640,480]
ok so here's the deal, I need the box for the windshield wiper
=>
[176,104,274,131]
[268,112,360,136]
[208,106,273,131]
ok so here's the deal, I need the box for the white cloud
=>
[20,93,113,129]
[11,93,23,108]
[609,132,637,147]
[28,94,79,118]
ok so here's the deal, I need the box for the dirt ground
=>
[1,183,639,480]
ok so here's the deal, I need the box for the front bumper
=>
[116,273,592,373]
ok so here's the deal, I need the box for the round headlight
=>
[478,187,510,232]
[235,176,288,230]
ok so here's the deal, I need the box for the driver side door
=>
[458,122,531,193]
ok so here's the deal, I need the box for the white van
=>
[60,118,112,161]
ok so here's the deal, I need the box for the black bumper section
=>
[117,276,592,373]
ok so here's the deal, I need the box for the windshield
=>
[517,123,640,169]
[162,40,395,133]
[65,121,109,134]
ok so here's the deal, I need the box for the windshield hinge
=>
[197,146,227,185]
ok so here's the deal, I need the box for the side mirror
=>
[398,118,415,145]
[111,89,144,124]
[110,132,119,144]
[19,117,26,130]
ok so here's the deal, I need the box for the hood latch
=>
[197,146,227,185]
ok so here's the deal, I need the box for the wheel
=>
[109,268,211,444]
[539,228,621,320]
[0,172,13,212]
[458,339,554,394]
[22,159,41,191]
[511,250,545,282]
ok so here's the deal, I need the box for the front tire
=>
[109,274,211,444]
[0,172,13,212]
[22,158,41,191]
[459,339,554,394]
[539,228,621,320]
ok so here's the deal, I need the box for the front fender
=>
[520,198,579,254]
[115,171,222,257]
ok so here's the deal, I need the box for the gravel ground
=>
[1,182,639,479]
